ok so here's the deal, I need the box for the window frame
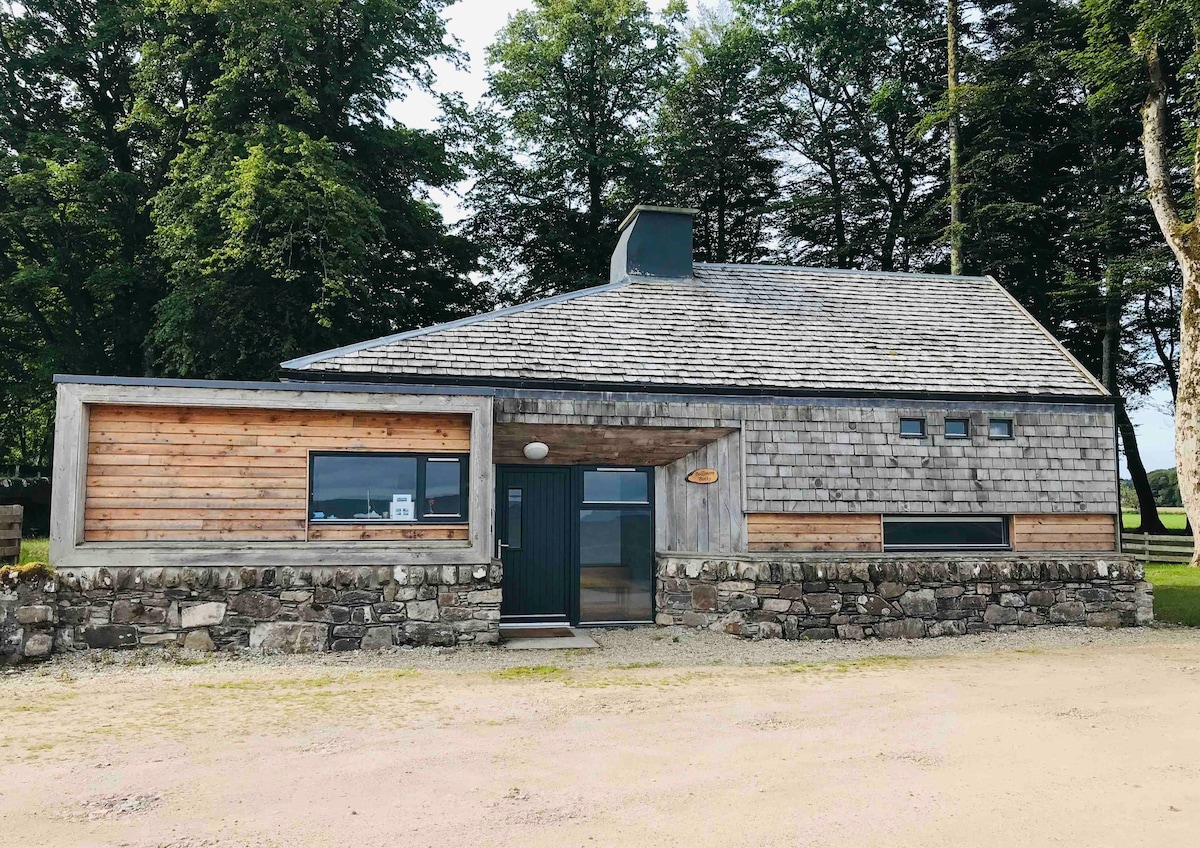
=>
[581,467,652,505]
[944,418,970,439]
[882,515,1010,551]
[307,451,470,525]
[899,417,927,438]
[988,418,1015,440]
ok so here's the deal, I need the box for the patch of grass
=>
[610,661,663,669]
[777,655,911,675]
[1122,510,1188,531]
[17,538,48,566]
[1146,564,1200,626]
[490,665,567,681]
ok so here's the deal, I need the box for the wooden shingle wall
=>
[84,405,470,542]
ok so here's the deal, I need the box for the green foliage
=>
[739,0,948,271]
[0,0,483,457]
[462,0,685,301]
[655,13,779,263]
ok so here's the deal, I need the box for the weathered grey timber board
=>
[497,395,1117,516]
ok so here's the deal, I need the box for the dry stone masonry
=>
[655,554,1151,639]
[1,567,58,664]
[48,563,502,655]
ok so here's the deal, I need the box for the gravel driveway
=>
[3,626,1200,847]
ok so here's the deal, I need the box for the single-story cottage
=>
[44,206,1150,653]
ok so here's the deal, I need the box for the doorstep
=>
[500,627,599,650]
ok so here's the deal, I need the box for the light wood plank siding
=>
[747,513,883,552]
[307,525,468,542]
[656,431,746,553]
[84,405,471,542]
[1011,513,1116,552]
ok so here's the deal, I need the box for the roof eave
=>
[277,370,1113,405]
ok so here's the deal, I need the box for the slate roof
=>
[281,264,1107,397]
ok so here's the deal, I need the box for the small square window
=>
[945,419,969,438]
[989,419,1014,439]
[899,418,926,438]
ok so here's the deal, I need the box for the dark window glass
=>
[506,488,523,549]
[310,455,416,521]
[945,419,969,438]
[579,508,653,622]
[989,419,1014,439]
[583,469,649,503]
[883,517,1008,549]
[899,418,926,437]
[424,458,462,516]
[309,453,467,522]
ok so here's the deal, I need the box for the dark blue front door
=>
[497,466,571,622]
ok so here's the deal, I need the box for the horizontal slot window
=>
[944,418,969,438]
[309,452,468,523]
[899,418,926,437]
[883,516,1009,550]
[989,419,1014,439]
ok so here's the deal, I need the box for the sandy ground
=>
[3,626,1200,848]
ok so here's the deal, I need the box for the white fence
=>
[1122,532,1194,564]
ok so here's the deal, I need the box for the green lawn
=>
[17,537,48,565]
[1122,508,1188,531]
[1146,564,1200,626]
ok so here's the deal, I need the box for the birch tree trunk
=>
[1140,47,1200,563]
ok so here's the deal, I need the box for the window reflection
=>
[579,505,653,623]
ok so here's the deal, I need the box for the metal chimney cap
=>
[617,205,699,233]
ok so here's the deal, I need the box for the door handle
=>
[495,539,510,559]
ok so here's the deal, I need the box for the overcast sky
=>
[393,0,1176,475]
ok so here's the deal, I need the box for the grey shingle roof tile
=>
[283,264,1106,397]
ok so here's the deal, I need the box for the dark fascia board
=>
[52,373,496,397]
[277,369,1115,406]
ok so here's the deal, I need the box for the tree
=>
[959,0,1174,534]
[655,12,779,263]
[1082,0,1200,561]
[742,0,947,272]
[148,0,483,378]
[0,0,174,467]
[463,0,685,302]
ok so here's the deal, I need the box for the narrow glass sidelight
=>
[506,487,523,550]
[578,467,654,624]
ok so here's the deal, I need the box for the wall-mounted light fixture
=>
[523,441,549,461]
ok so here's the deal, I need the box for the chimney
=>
[609,206,698,284]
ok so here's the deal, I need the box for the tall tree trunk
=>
[947,0,963,275]
[1118,406,1168,534]
[1140,45,1200,563]
[1103,279,1167,534]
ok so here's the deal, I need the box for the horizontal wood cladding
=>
[83,404,471,542]
[307,524,468,542]
[1011,513,1116,552]
[747,513,883,552]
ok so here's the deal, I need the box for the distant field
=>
[1122,508,1188,531]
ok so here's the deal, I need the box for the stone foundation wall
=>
[655,555,1152,640]
[52,562,503,654]
[1,575,57,664]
